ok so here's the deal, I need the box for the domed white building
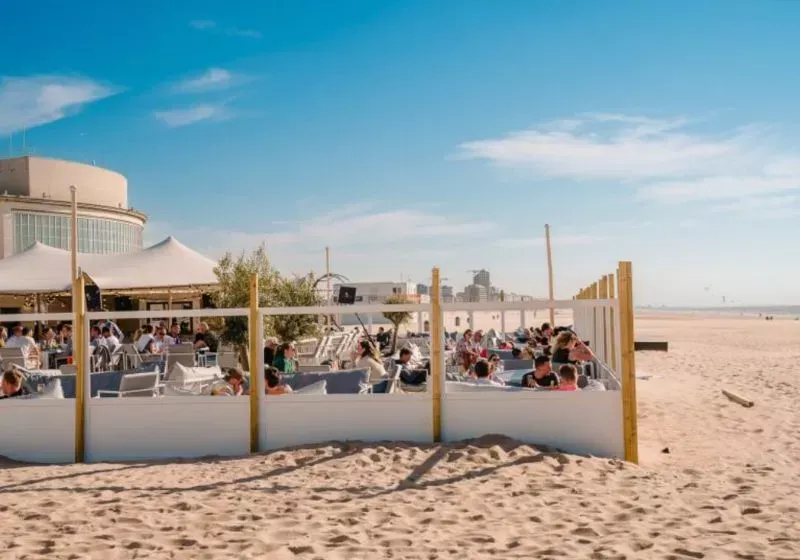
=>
[0,156,147,258]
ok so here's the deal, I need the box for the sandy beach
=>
[2,314,798,559]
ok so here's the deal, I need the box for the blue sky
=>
[3,0,800,305]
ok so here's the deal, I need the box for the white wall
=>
[442,392,624,458]
[259,394,433,450]
[86,397,249,462]
[0,400,75,463]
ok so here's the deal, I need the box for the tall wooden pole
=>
[618,262,638,464]
[73,273,85,463]
[430,267,442,442]
[607,273,617,373]
[249,274,260,452]
[545,224,555,326]
[70,186,78,282]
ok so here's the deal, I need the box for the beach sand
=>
[1,314,799,559]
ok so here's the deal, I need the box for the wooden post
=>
[607,273,617,373]
[249,274,260,452]
[591,281,598,349]
[618,261,638,464]
[73,273,86,463]
[545,224,555,326]
[430,267,442,442]
[599,276,609,365]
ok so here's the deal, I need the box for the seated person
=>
[136,324,158,354]
[265,366,293,395]
[273,342,298,373]
[212,367,246,396]
[396,348,427,385]
[41,327,60,350]
[102,326,121,354]
[533,322,554,346]
[488,353,504,375]
[169,322,183,344]
[0,369,30,399]
[375,327,391,349]
[551,331,593,364]
[263,337,279,367]
[89,326,103,349]
[511,347,522,359]
[355,340,387,384]
[556,364,579,391]
[194,322,219,352]
[521,355,559,389]
[472,359,503,386]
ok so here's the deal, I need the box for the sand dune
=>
[1,315,798,559]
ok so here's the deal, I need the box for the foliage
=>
[211,245,323,367]
[382,294,413,352]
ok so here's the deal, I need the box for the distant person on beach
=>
[0,369,29,399]
[556,364,579,391]
[472,359,503,386]
[521,355,559,389]
[273,342,298,374]
[551,331,593,365]
[265,366,293,395]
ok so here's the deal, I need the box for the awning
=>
[0,237,218,294]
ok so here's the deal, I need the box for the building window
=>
[12,212,143,255]
[455,316,461,327]
[423,320,430,332]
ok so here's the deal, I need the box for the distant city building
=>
[330,281,427,328]
[441,285,454,303]
[472,269,491,289]
[416,283,429,296]
[465,283,488,302]
[0,156,146,259]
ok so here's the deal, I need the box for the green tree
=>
[212,245,323,369]
[382,294,412,353]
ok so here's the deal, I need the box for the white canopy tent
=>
[0,237,218,294]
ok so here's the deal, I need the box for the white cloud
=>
[708,195,800,219]
[189,20,261,38]
[153,104,228,127]
[173,68,236,93]
[0,75,117,135]
[459,113,800,204]
[494,235,602,249]
[147,204,495,259]
[638,175,800,203]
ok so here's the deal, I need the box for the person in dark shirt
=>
[533,322,554,346]
[395,347,427,385]
[263,337,278,367]
[551,331,593,365]
[0,369,30,399]
[521,355,559,389]
[194,322,219,353]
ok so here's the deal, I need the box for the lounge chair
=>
[0,347,26,370]
[96,371,160,398]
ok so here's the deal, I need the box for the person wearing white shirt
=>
[7,326,39,368]
[472,360,504,386]
[136,324,157,354]
[101,327,121,354]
